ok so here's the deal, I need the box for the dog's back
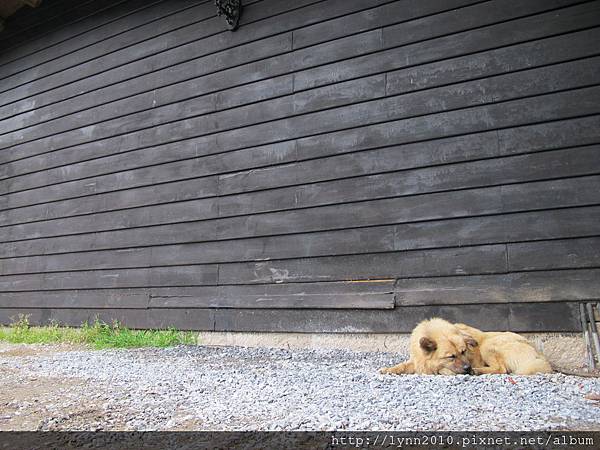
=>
[483,334,552,375]
[455,324,551,375]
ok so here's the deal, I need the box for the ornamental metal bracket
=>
[215,0,242,31]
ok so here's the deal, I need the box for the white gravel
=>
[4,345,600,431]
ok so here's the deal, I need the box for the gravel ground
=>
[1,343,600,431]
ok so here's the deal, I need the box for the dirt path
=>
[0,344,131,431]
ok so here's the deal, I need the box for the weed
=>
[0,315,197,349]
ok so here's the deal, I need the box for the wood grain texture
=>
[212,302,580,333]
[0,280,395,309]
[0,302,581,332]
[3,204,599,260]
[0,0,598,330]
[396,269,600,306]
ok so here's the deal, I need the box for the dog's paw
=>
[379,367,391,374]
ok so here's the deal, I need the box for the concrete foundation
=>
[198,331,587,371]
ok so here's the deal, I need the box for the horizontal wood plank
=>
[213,302,580,333]
[0,280,395,309]
[2,204,599,260]
[2,87,600,215]
[508,237,600,271]
[0,0,589,161]
[396,269,600,305]
[0,302,581,332]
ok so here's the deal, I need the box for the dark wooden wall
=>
[0,0,598,332]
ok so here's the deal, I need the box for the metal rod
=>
[581,303,595,370]
[587,302,600,366]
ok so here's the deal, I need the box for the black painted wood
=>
[0,307,217,331]
[396,269,600,305]
[0,280,395,309]
[212,302,581,333]
[0,0,591,148]
[0,1,210,89]
[508,237,600,271]
[2,175,598,244]
[0,0,598,332]
[0,0,169,71]
[0,302,581,332]
[3,204,600,261]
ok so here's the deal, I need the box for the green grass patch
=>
[0,314,197,349]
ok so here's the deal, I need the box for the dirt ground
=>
[0,343,200,431]
[1,344,120,431]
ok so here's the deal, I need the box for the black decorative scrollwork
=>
[214,0,242,31]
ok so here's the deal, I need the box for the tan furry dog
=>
[380,318,482,375]
[455,323,552,375]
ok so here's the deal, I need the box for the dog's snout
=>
[462,363,472,374]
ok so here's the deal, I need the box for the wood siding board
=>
[0,0,192,73]
[0,225,397,274]
[0,281,395,310]
[150,281,395,309]
[508,237,600,271]
[2,205,600,260]
[386,27,600,96]
[4,55,596,191]
[0,0,587,148]
[0,265,219,291]
[0,0,596,331]
[213,302,580,333]
[0,290,151,309]
[4,136,599,224]
[0,302,582,332]
[0,308,216,331]
[294,0,599,90]
[1,113,598,226]
[1,53,597,178]
[0,0,101,49]
[216,176,600,241]
[2,81,600,212]
[0,1,215,92]
[217,245,508,285]
[507,302,581,333]
[395,269,600,305]
[213,85,600,156]
[0,0,481,136]
[0,0,372,114]
[0,244,507,289]
[1,174,598,245]
[4,7,596,144]
[0,72,386,164]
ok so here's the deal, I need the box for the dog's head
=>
[412,319,478,375]
[419,333,475,375]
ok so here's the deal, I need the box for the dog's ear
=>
[419,337,437,352]
[463,336,478,348]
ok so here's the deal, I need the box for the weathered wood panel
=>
[212,302,581,333]
[396,269,600,306]
[0,0,180,75]
[0,1,210,90]
[0,280,395,309]
[0,302,580,333]
[3,205,599,260]
[2,175,598,243]
[0,0,598,332]
[3,141,599,225]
